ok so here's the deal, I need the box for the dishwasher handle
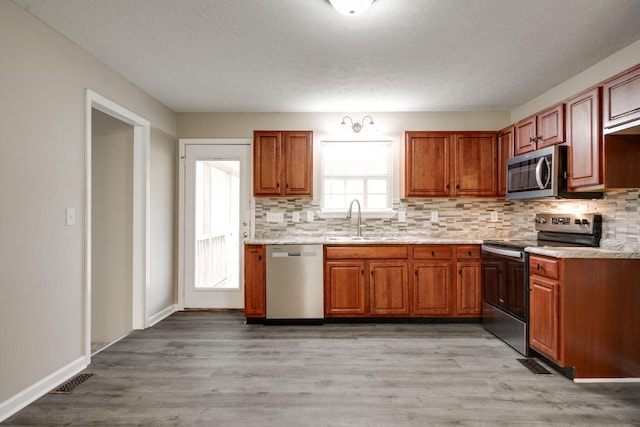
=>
[271,251,316,257]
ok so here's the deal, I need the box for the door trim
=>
[85,89,151,364]
[177,138,253,310]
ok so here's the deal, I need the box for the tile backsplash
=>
[254,189,640,250]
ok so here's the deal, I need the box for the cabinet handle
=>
[458,269,462,275]
[276,182,280,188]
[431,251,435,257]
[371,270,375,276]
[467,250,472,257]
[286,183,289,188]
[537,135,542,141]
[415,270,418,276]
[446,184,450,189]
[258,255,262,261]
[499,298,505,303]
[537,264,543,270]
[456,184,460,190]
[361,270,364,275]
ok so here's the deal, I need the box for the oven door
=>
[481,244,530,356]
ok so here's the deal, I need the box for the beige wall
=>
[177,111,510,139]
[0,1,176,406]
[511,38,640,122]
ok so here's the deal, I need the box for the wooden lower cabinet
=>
[324,261,366,316]
[324,246,409,317]
[529,275,560,361]
[243,244,266,318]
[369,261,409,315]
[412,261,452,315]
[455,261,482,316]
[529,255,640,378]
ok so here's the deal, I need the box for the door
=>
[184,144,251,308]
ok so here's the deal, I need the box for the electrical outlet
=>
[292,212,300,223]
[431,211,438,222]
[490,211,498,222]
[398,211,406,222]
[306,211,314,222]
[266,212,284,222]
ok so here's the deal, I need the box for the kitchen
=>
[2,0,640,424]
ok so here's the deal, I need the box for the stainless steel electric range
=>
[481,212,602,356]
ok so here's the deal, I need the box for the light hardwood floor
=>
[3,311,639,426]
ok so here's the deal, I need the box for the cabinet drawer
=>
[456,245,481,260]
[412,245,452,260]
[325,245,408,260]
[530,256,559,280]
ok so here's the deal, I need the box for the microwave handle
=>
[535,157,551,190]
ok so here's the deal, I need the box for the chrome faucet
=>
[346,199,362,237]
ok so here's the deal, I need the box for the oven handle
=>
[481,245,524,260]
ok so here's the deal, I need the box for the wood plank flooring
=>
[3,311,640,426]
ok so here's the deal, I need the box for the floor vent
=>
[517,358,553,376]
[50,373,94,394]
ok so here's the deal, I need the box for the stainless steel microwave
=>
[505,145,600,200]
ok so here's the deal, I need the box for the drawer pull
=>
[431,251,435,257]
[537,264,543,270]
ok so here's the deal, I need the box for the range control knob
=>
[581,219,589,225]
[535,217,547,224]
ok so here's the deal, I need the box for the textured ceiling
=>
[13,0,640,113]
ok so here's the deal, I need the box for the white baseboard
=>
[574,377,640,383]
[148,304,177,327]
[0,356,87,423]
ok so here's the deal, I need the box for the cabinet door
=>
[404,132,451,197]
[536,103,565,148]
[453,133,497,196]
[413,262,452,316]
[565,87,602,190]
[244,245,266,317]
[456,261,481,315]
[603,64,640,131]
[515,115,536,155]
[529,276,560,361]
[369,261,409,315]
[253,131,282,196]
[325,261,366,316]
[283,131,313,196]
[497,126,514,196]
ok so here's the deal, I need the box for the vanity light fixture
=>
[329,0,374,16]
[340,115,376,133]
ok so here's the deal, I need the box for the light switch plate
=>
[398,211,406,222]
[292,212,300,223]
[431,211,438,222]
[490,211,499,222]
[306,212,314,222]
[65,208,75,226]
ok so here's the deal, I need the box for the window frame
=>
[318,139,395,218]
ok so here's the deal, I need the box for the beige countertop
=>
[245,236,484,245]
[246,236,640,259]
[526,246,640,259]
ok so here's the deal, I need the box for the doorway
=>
[179,140,251,309]
[85,90,150,362]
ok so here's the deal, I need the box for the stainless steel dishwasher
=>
[266,244,324,321]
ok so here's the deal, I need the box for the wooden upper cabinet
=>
[603,64,640,133]
[253,130,312,197]
[566,86,640,192]
[452,133,498,197]
[403,131,497,198]
[565,87,602,190]
[403,132,451,197]
[497,126,514,196]
[514,103,565,155]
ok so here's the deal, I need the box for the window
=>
[321,141,393,212]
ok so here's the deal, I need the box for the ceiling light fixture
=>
[329,0,374,16]
[340,115,376,133]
